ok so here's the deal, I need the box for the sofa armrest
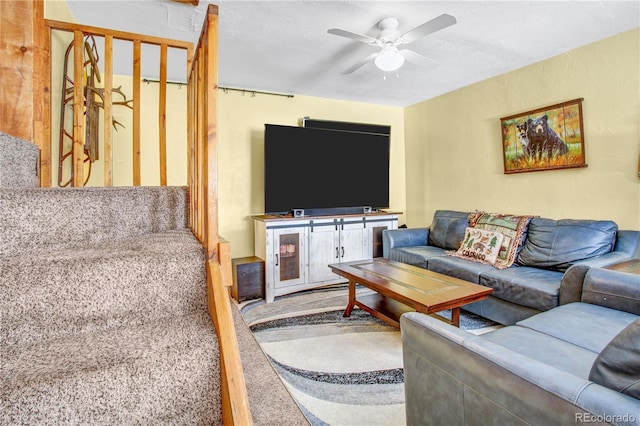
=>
[382,228,429,259]
[560,252,634,304]
[559,230,639,305]
[615,229,640,258]
[400,312,640,425]
[581,268,640,315]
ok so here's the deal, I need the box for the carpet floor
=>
[240,284,500,426]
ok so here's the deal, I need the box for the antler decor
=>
[58,36,133,187]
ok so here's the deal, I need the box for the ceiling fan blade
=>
[342,52,379,74]
[400,14,457,44]
[328,28,378,44]
[400,49,437,69]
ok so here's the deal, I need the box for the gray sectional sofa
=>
[401,267,640,425]
[383,210,640,325]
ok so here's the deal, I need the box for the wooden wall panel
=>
[38,2,50,187]
[0,1,35,140]
[0,0,45,185]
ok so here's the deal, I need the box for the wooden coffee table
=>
[329,258,492,328]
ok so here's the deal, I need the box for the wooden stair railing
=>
[38,4,252,425]
[42,19,192,187]
[188,5,252,425]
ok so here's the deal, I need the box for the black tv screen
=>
[264,124,390,215]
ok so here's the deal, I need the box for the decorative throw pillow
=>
[589,319,640,399]
[448,227,504,266]
[428,210,471,250]
[468,211,534,269]
[516,218,618,271]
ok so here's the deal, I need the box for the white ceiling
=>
[65,0,640,107]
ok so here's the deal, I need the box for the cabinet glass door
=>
[372,225,388,258]
[274,229,306,287]
[368,219,397,258]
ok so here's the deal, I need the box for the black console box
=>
[231,256,265,302]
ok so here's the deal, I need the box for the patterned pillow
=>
[449,227,505,266]
[469,211,534,269]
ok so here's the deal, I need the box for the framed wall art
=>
[500,98,587,174]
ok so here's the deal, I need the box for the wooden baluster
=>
[197,45,205,243]
[41,21,51,187]
[187,68,193,229]
[205,6,219,262]
[159,44,167,186]
[72,30,84,187]
[103,35,113,186]
[132,39,141,186]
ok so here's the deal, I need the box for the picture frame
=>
[500,98,587,174]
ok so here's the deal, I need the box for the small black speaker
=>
[293,209,304,218]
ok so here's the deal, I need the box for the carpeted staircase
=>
[0,133,222,423]
[0,133,310,425]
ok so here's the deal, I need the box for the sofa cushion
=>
[388,245,447,269]
[479,266,562,311]
[463,296,541,326]
[449,227,504,266]
[517,218,617,272]
[516,302,638,353]
[484,326,598,379]
[428,210,470,250]
[589,319,640,399]
[469,212,533,269]
[428,255,496,284]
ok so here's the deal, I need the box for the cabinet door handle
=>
[341,247,345,258]
[335,247,339,259]
[275,254,279,266]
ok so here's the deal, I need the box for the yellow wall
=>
[404,28,640,230]
[218,92,406,257]
[90,77,187,187]
[45,0,74,21]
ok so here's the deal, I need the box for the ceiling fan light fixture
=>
[375,45,405,72]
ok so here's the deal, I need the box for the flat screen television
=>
[264,124,390,215]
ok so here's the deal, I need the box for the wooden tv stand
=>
[253,211,401,302]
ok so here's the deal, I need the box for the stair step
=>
[0,186,187,257]
[0,132,39,188]
[0,185,222,423]
[1,311,221,424]
[1,230,205,346]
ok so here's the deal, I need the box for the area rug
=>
[240,284,500,426]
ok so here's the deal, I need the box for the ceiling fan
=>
[328,14,457,74]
